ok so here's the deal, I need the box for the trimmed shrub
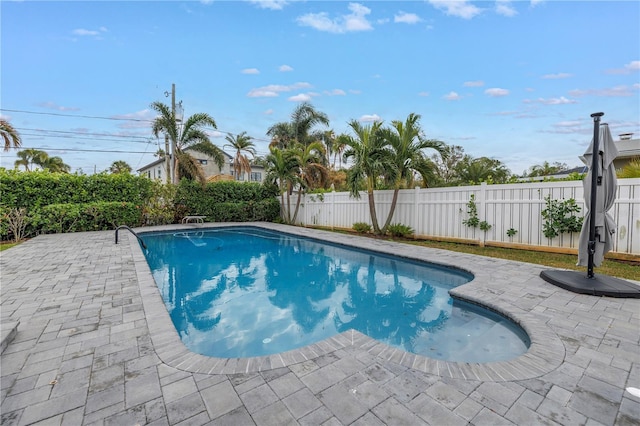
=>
[353,222,372,233]
[386,223,414,238]
[175,180,280,222]
[0,169,153,210]
[36,202,143,234]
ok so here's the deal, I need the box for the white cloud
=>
[242,68,260,74]
[264,109,274,115]
[463,80,484,87]
[206,130,226,139]
[495,0,517,17]
[443,91,462,100]
[427,0,482,19]
[394,11,421,24]
[279,64,293,72]
[541,72,572,79]
[288,93,312,102]
[524,96,577,105]
[112,109,156,129]
[324,89,346,96]
[37,101,80,111]
[247,82,312,98]
[569,85,638,97]
[248,0,288,10]
[72,27,108,37]
[297,3,373,34]
[72,29,99,36]
[349,89,362,95]
[418,91,429,97]
[359,114,382,122]
[605,60,640,75]
[485,88,509,97]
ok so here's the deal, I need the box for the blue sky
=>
[1,0,638,175]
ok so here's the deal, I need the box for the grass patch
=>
[0,242,19,251]
[403,239,638,281]
[330,229,638,281]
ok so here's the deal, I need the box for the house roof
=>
[614,138,640,159]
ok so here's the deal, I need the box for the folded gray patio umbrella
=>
[539,112,638,298]
[576,121,619,271]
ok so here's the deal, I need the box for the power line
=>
[17,132,156,145]
[1,108,152,122]
[15,127,152,140]
[3,146,155,154]
[2,107,275,144]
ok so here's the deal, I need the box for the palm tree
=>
[343,119,390,235]
[264,147,300,223]
[289,141,328,223]
[267,102,329,149]
[526,161,567,178]
[150,101,223,184]
[456,156,510,184]
[41,156,71,173]
[332,133,350,170]
[225,131,256,180]
[14,149,47,171]
[1,119,22,151]
[109,160,132,174]
[380,113,445,233]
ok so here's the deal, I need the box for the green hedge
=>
[0,169,153,209]
[0,170,280,240]
[35,202,143,234]
[175,180,280,222]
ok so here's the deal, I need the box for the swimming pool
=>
[141,227,530,363]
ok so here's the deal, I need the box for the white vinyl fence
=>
[290,178,640,256]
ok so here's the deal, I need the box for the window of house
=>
[198,159,208,165]
[250,172,262,182]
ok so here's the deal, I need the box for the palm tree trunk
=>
[291,190,302,224]
[285,182,293,224]
[381,187,400,234]
[367,191,382,235]
[279,189,286,222]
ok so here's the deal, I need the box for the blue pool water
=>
[141,227,530,362]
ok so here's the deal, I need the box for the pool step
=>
[1,320,20,354]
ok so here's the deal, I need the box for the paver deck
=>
[1,223,639,425]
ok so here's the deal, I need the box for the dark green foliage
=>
[479,221,492,232]
[0,169,151,240]
[386,223,414,237]
[462,194,480,228]
[352,222,372,233]
[541,195,583,239]
[34,202,143,234]
[174,180,280,222]
[0,169,153,209]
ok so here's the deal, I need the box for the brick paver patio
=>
[1,223,638,425]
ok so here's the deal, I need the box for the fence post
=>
[414,186,420,236]
[331,191,335,230]
[479,182,487,246]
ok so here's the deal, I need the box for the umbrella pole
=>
[587,112,604,278]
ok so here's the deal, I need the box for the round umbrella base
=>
[540,270,640,298]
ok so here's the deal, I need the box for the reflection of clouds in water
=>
[145,228,525,362]
[419,286,452,323]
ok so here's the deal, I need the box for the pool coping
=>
[128,222,566,382]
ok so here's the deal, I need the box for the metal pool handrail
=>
[115,225,147,249]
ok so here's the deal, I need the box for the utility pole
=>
[164,134,171,184]
[171,83,177,184]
